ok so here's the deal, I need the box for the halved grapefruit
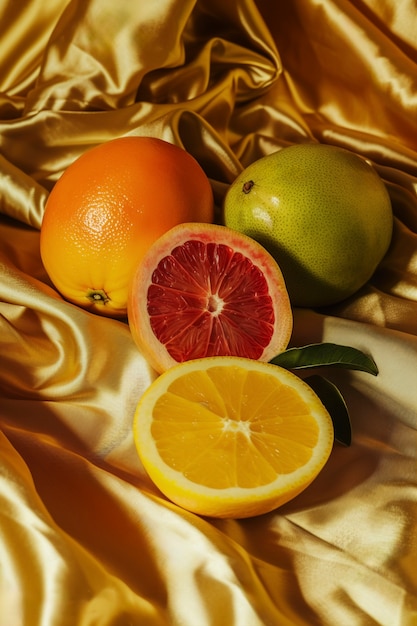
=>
[128,223,293,373]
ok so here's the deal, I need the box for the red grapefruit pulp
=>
[128,223,293,373]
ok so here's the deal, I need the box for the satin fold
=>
[1,1,417,624]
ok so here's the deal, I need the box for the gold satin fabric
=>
[1,1,416,624]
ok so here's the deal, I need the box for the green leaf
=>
[270,343,378,376]
[305,375,352,446]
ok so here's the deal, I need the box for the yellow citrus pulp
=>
[133,356,334,518]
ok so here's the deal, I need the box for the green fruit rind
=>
[223,144,393,307]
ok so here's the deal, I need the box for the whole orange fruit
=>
[128,222,293,373]
[40,136,214,317]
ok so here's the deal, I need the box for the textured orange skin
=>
[40,136,214,317]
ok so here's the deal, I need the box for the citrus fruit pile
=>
[39,136,389,518]
[40,136,214,317]
[223,143,393,307]
[133,356,334,519]
[128,222,293,373]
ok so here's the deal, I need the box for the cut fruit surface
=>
[128,223,293,373]
[133,356,334,518]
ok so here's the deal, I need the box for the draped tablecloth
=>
[1,1,416,624]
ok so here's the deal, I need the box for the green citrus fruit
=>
[223,144,393,307]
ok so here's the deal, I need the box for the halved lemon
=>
[133,356,334,518]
